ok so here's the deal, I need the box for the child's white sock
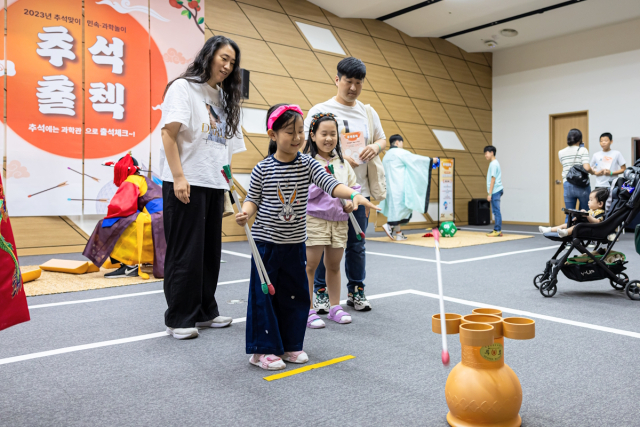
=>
[539,226,552,233]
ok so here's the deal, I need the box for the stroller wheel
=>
[533,274,545,289]
[625,280,640,301]
[610,272,629,291]
[540,279,557,298]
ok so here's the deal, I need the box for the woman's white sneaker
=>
[166,327,199,340]
[195,316,233,328]
[279,350,309,364]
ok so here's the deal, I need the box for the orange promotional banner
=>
[83,0,160,215]
[4,0,200,217]
[6,0,83,216]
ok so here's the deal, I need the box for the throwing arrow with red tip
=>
[222,167,274,296]
[433,229,450,366]
[28,182,68,198]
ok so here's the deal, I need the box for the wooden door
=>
[549,111,589,225]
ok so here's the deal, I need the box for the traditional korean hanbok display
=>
[379,147,432,225]
[83,154,166,278]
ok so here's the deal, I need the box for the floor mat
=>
[12,216,90,256]
[368,230,533,249]
[20,265,161,296]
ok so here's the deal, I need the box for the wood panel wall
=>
[208,0,493,233]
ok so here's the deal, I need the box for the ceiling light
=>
[500,29,518,37]
[484,40,498,48]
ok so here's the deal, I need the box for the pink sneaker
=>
[249,354,286,371]
[279,350,309,364]
[328,305,352,324]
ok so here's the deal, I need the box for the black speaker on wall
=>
[240,68,250,99]
[468,199,491,225]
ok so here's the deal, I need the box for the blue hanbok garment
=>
[378,147,432,222]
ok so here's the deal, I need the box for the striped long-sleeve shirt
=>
[245,152,340,244]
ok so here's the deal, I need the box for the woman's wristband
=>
[375,143,382,153]
[350,191,361,200]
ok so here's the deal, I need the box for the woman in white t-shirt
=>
[558,128,594,222]
[160,36,246,340]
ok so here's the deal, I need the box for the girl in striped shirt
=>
[235,104,379,371]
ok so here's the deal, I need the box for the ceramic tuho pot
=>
[434,313,535,427]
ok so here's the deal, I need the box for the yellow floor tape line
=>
[263,355,355,381]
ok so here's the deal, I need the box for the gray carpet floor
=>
[3,225,640,426]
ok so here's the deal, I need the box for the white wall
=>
[493,18,640,224]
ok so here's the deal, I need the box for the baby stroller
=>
[625,226,640,300]
[534,166,640,298]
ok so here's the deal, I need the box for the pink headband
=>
[267,104,303,130]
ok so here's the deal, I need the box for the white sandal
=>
[249,354,286,371]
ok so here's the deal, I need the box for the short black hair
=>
[389,134,403,147]
[592,187,609,206]
[567,128,583,146]
[484,145,496,155]
[337,57,366,80]
[600,132,613,141]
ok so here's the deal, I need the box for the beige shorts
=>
[306,215,349,249]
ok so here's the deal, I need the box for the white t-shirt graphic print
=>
[204,102,227,145]
[159,79,245,189]
[590,149,626,188]
[305,98,385,198]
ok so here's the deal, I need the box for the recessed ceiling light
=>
[500,29,518,37]
[484,40,498,48]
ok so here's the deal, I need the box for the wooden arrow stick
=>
[28,182,68,198]
[68,167,100,182]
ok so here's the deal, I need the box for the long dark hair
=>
[303,116,343,162]
[567,128,583,146]
[266,104,304,157]
[164,36,242,139]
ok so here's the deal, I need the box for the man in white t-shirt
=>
[303,57,387,313]
[590,132,626,189]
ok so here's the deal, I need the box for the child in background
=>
[591,133,626,189]
[303,112,358,329]
[235,104,380,371]
[539,188,608,237]
[484,145,503,237]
